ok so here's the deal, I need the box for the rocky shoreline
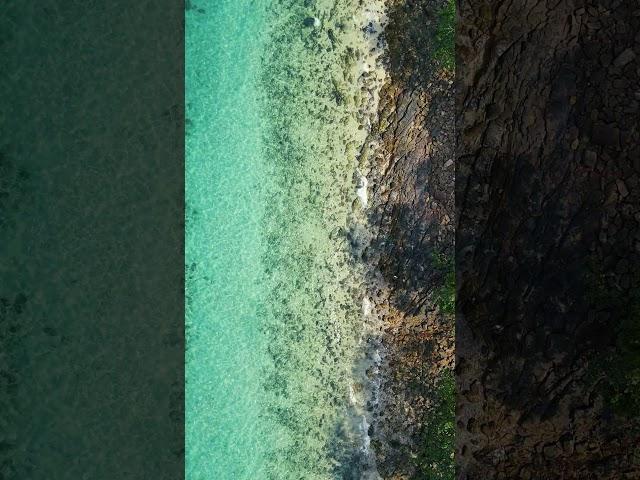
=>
[354,0,456,477]
[358,1,640,478]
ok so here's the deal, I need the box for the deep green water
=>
[186,1,379,478]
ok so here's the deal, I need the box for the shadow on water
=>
[328,420,371,480]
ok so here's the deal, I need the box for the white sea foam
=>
[357,174,369,207]
[360,415,371,452]
[363,296,372,316]
[372,348,381,365]
[349,384,357,406]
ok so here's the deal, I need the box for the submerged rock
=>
[303,16,321,28]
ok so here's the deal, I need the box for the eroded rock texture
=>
[366,0,455,477]
[370,75,455,316]
[458,1,640,478]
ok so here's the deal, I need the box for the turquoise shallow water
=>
[186,1,271,478]
[186,1,380,478]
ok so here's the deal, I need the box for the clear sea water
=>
[186,1,378,478]
[186,1,272,478]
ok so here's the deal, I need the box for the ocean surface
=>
[186,1,383,478]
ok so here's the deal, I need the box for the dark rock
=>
[584,150,598,167]
[458,0,640,477]
[303,17,320,28]
[613,47,636,67]
[592,123,620,147]
[617,179,629,197]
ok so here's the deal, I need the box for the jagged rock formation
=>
[370,75,455,316]
[366,0,455,477]
[457,1,640,478]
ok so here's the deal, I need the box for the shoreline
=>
[255,0,401,477]
[189,0,455,476]
[354,0,456,477]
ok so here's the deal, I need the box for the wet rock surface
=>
[458,0,640,478]
[363,0,455,477]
